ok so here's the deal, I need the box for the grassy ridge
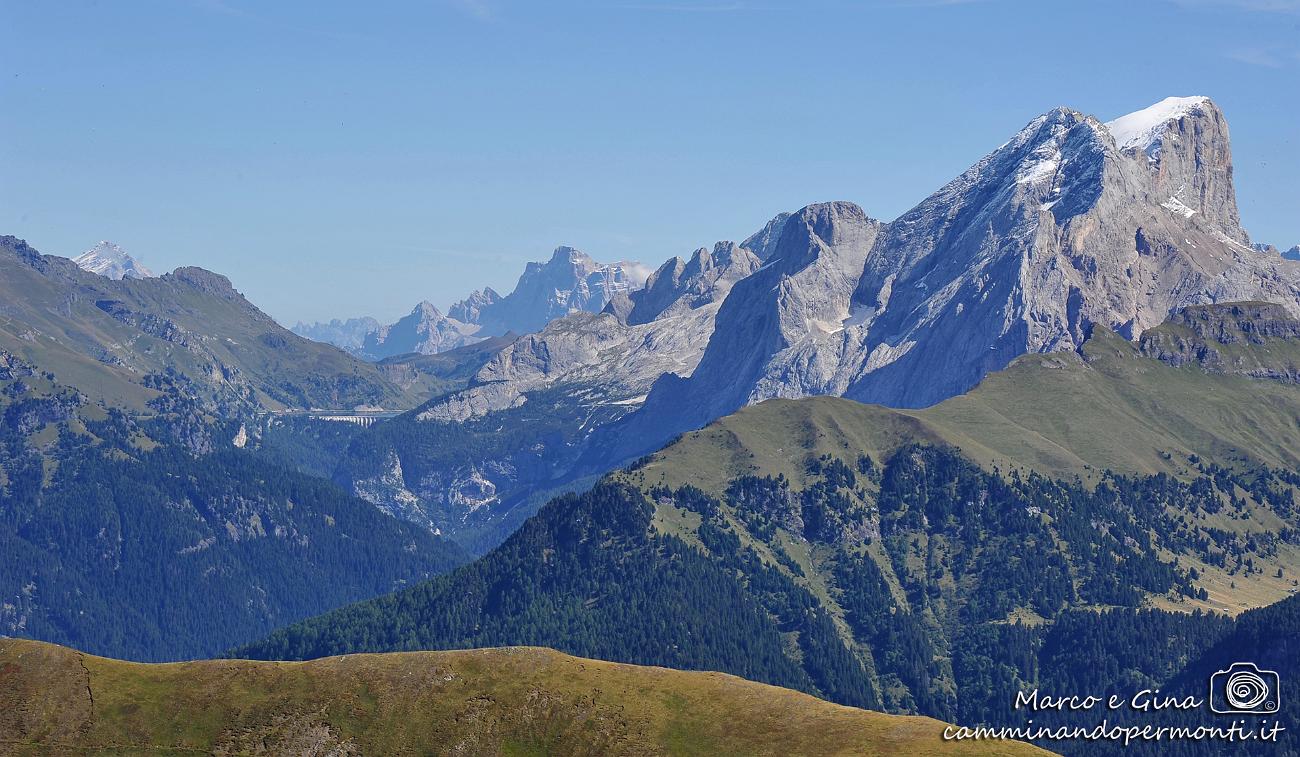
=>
[0,638,1048,756]
[0,237,450,412]
[642,328,1300,496]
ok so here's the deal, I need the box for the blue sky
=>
[2,0,1297,324]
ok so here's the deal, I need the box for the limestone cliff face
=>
[599,97,1300,461]
[629,202,883,435]
[835,97,1298,408]
[1108,96,1247,244]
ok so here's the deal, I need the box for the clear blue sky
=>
[2,0,1297,324]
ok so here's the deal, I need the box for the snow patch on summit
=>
[73,241,155,280]
[1104,96,1210,154]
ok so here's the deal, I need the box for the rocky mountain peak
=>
[770,201,879,274]
[358,301,479,360]
[1105,96,1212,155]
[548,245,591,266]
[448,287,501,324]
[412,300,443,319]
[1106,96,1245,242]
[462,247,649,336]
[73,241,156,280]
[598,94,1300,466]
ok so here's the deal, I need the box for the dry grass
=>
[0,638,1051,756]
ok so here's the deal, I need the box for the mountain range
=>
[324,96,1300,552]
[292,247,652,361]
[4,93,1300,755]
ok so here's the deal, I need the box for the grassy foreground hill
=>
[0,638,1047,757]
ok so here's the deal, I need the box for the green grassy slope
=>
[643,327,1300,496]
[0,236,435,412]
[0,638,1049,757]
[634,326,1300,617]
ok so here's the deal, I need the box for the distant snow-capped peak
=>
[1104,95,1210,153]
[73,241,155,280]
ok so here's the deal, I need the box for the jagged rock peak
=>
[770,201,881,273]
[790,200,875,238]
[549,245,591,265]
[448,287,501,323]
[411,300,443,318]
[741,212,793,261]
[619,241,761,326]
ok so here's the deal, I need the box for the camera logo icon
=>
[1209,662,1280,715]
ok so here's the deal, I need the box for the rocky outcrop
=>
[624,202,884,438]
[1138,302,1300,382]
[448,287,502,324]
[1107,96,1247,243]
[616,242,761,326]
